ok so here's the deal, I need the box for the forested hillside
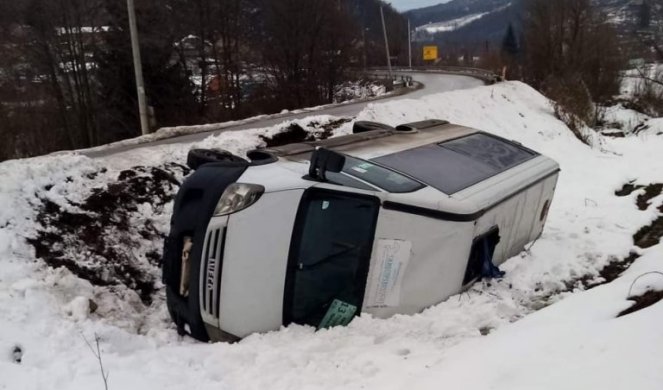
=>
[0,0,406,160]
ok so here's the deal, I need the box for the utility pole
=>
[408,19,412,69]
[380,6,393,79]
[362,27,367,71]
[127,0,149,135]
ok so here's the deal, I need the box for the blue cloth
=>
[480,238,505,279]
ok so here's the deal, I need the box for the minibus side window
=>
[283,189,380,328]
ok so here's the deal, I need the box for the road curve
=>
[86,72,484,157]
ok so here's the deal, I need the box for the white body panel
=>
[196,123,561,339]
[474,173,557,265]
[237,162,312,192]
[217,190,304,337]
[363,210,474,317]
[364,168,558,318]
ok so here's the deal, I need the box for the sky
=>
[389,0,450,12]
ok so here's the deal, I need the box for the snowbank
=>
[1,81,662,390]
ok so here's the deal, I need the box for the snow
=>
[598,65,663,136]
[55,26,111,36]
[416,3,511,34]
[620,64,663,98]
[80,88,399,155]
[417,12,490,33]
[334,80,388,102]
[600,103,663,136]
[411,250,663,390]
[1,81,663,389]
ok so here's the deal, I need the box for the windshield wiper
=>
[298,242,359,270]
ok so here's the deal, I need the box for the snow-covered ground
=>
[601,103,663,136]
[79,83,394,155]
[416,12,490,33]
[1,81,662,389]
[599,65,663,137]
[415,3,511,34]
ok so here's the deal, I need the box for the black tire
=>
[165,286,209,342]
[163,162,249,342]
[187,148,247,170]
[164,231,209,342]
[246,149,277,166]
[163,222,209,342]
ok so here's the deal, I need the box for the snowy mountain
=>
[413,5,519,46]
[414,2,512,34]
[407,0,518,43]
[407,0,512,28]
[407,0,661,45]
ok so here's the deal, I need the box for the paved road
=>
[86,72,484,157]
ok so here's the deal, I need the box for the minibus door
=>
[283,188,380,329]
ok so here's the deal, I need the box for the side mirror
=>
[309,148,345,181]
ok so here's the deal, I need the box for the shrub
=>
[542,74,596,144]
[631,67,663,117]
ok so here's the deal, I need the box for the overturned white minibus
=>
[162,119,559,342]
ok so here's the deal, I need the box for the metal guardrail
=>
[348,70,415,88]
[367,66,501,84]
[85,67,493,156]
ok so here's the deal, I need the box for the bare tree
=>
[23,0,103,148]
[0,0,409,161]
[523,0,624,103]
[632,65,663,117]
[260,0,359,109]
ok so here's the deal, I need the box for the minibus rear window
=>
[373,133,537,194]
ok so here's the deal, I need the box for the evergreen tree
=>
[639,0,651,29]
[501,23,519,57]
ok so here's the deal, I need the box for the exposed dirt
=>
[590,252,641,288]
[11,345,22,364]
[633,216,663,249]
[570,180,663,288]
[600,131,626,138]
[613,181,663,249]
[636,183,663,210]
[615,182,644,197]
[260,118,352,147]
[559,180,663,293]
[261,123,312,147]
[29,163,189,304]
[615,182,663,210]
[563,252,641,291]
[309,118,352,135]
[618,289,663,317]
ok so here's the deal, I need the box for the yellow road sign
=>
[423,45,438,61]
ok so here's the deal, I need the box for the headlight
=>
[214,183,265,216]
